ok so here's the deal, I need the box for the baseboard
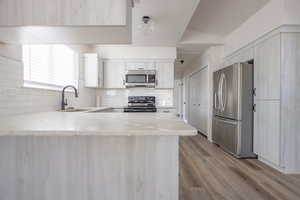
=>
[258,156,286,174]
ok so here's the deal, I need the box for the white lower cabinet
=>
[254,100,281,166]
[103,61,125,89]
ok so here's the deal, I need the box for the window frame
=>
[22,45,79,92]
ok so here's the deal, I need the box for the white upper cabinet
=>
[0,0,127,26]
[103,61,125,89]
[84,53,103,88]
[155,61,174,89]
[254,34,281,100]
[125,62,155,71]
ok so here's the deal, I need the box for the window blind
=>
[22,45,78,90]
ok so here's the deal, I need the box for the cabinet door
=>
[254,100,280,166]
[156,62,174,89]
[125,62,155,71]
[254,34,281,100]
[103,61,125,88]
[0,0,127,26]
[84,53,103,88]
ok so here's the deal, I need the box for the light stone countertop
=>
[0,110,197,136]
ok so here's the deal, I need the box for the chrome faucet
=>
[61,85,78,110]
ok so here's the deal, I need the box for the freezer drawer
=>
[212,116,256,158]
[212,117,239,155]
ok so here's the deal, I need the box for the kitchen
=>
[0,0,300,200]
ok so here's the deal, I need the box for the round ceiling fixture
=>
[138,16,155,35]
[142,16,151,24]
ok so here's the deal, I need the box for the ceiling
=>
[175,0,270,78]
[130,0,270,78]
[132,0,200,46]
[174,53,200,79]
[183,0,270,40]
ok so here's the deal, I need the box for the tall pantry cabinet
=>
[253,31,300,173]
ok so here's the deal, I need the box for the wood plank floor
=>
[179,135,300,200]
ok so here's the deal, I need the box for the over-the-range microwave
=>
[125,70,156,88]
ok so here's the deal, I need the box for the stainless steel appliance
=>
[212,62,256,158]
[125,70,156,88]
[124,96,157,112]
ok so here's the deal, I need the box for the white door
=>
[198,67,208,135]
[174,80,183,118]
[103,61,125,88]
[182,77,189,122]
[188,67,209,135]
[188,76,197,128]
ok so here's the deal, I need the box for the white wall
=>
[283,0,300,24]
[224,0,300,56]
[224,0,284,56]
[0,44,96,116]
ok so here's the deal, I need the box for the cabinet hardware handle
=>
[253,104,256,112]
[253,88,256,96]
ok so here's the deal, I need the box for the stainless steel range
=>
[124,96,157,112]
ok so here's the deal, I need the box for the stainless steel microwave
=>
[125,70,156,88]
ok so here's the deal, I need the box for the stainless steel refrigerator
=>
[212,62,256,158]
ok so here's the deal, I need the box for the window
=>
[22,45,79,90]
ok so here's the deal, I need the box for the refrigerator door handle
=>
[218,75,223,111]
[214,92,217,109]
[214,116,238,125]
[218,73,226,112]
[222,74,227,112]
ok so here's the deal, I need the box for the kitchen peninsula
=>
[0,111,197,200]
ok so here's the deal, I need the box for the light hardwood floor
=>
[179,135,300,200]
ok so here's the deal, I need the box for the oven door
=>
[125,74,147,87]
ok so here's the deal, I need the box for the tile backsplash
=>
[96,88,173,107]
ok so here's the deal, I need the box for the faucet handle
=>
[64,99,68,106]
